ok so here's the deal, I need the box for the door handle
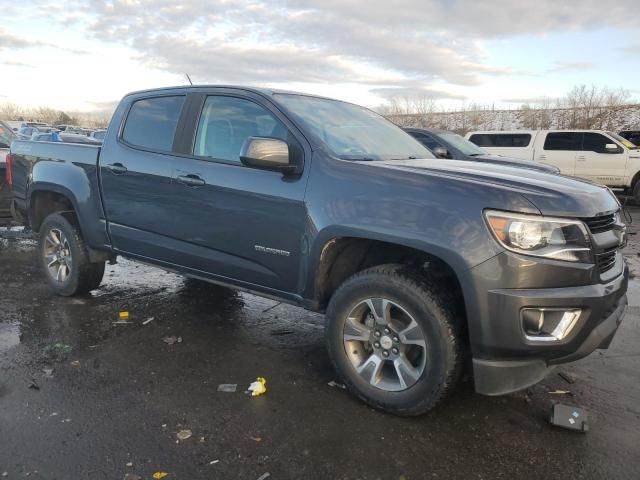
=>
[177,174,206,187]
[105,162,128,174]
[577,156,586,161]
[537,155,546,161]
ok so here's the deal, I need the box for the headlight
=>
[484,210,592,262]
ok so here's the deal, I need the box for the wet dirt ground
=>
[1,209,640,480]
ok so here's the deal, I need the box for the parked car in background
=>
[405,128,560,174]
[619,130,640,146]
[17,125,58,140]
[466,130,640,199]
[8,85,628,416]
[0,120,16,224]
[31,131,101,145]
[89,129,107,141]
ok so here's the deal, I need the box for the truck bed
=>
[10,140,101,212]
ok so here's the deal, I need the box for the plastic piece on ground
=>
[176,429,192,441]
[217,384,237,393]
[247,377,267,396]
[152,473,169,479]
[119,311,129,320]
[549,404,588,432]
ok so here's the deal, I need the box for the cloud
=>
[0,60,35,68]
[12,0,640,100]
[0,29,44,50]
[547,62,595,73]
[370,86,467,101]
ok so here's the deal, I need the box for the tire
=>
[38,213,105,296]
[325,264,463,416]
[633,181,640,205]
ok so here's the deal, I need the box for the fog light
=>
[521,308,581,342]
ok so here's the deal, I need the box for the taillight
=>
[5,153,12,187]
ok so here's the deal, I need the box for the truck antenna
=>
[185,74,193,85]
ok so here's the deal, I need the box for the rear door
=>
[574,132,627,186]
[99,93,188,261]
[539,132,580,176]
[162,91,309,294]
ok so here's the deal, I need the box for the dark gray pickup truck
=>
[9,86,628,415]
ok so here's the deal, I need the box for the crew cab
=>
[405,127,559,174]
[466,130,640,198]
[9,86,628,415]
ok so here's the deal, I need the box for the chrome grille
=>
[596,246,617,274]
[582,213,616,234]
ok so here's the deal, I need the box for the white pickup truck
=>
[465,130,640,198]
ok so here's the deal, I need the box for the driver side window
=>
[193,96,289,162]
[582,133,620,154]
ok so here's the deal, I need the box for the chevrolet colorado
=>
[9,86,628,415]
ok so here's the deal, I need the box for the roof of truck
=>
[123,85,333,101]
[467,129,609,135]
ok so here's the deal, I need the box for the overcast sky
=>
[1,0,639,112]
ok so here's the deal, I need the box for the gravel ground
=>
[1,208,640,479]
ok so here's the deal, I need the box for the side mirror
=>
[432,146,450,159]
[240,137,294,172]
[605,143,620,153]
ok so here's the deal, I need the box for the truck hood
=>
[371,158,619,218]
[471,154,560,174]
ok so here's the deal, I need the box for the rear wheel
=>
[39,213,105,296]
[325,264,463,416]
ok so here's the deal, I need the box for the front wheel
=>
[325,264,463,416]
[39,213,105,296]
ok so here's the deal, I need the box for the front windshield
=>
[438,132,486,156]
[275,94,434,160]
[608,131,637,149]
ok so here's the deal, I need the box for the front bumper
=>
[467,256,628,395]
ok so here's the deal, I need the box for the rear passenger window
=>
[544,132,582,151]
[193,96,288,162]
[122,96,185,152]
[468,134,531,147]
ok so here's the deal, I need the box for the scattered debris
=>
[217,384,237,393]
[209,460,219,465]
[119,311,130,320]
[152,473,169,479]
[256,473,271,480]
[249,436,262,443]
[2,472,7,477]
[126,462,134,467]
[70,360,80,367]
[142,317,155,325]
[62,418,71,423]
[327,380,346,389]
[548,390,572,395]
[161,424,167,428]
[49,412,59,417]
[176,429,192,441]
[44,342,72,361]
[42,367,54,377]
[124,474,141,480]
[28,379,40,390]
[247,377,267,397]
[550,403,588,432]
[163,336,182,345]
[558,371,577,384]
[262,302,281,313]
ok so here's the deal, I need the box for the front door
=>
[538,132,580,176]
[575,132,627,186]
[99,94,187,262]
[165,93,308,294]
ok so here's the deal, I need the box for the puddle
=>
[0,323,21,351]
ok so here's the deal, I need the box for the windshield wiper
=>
[467,153,482,157]
[390,156,418,161]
